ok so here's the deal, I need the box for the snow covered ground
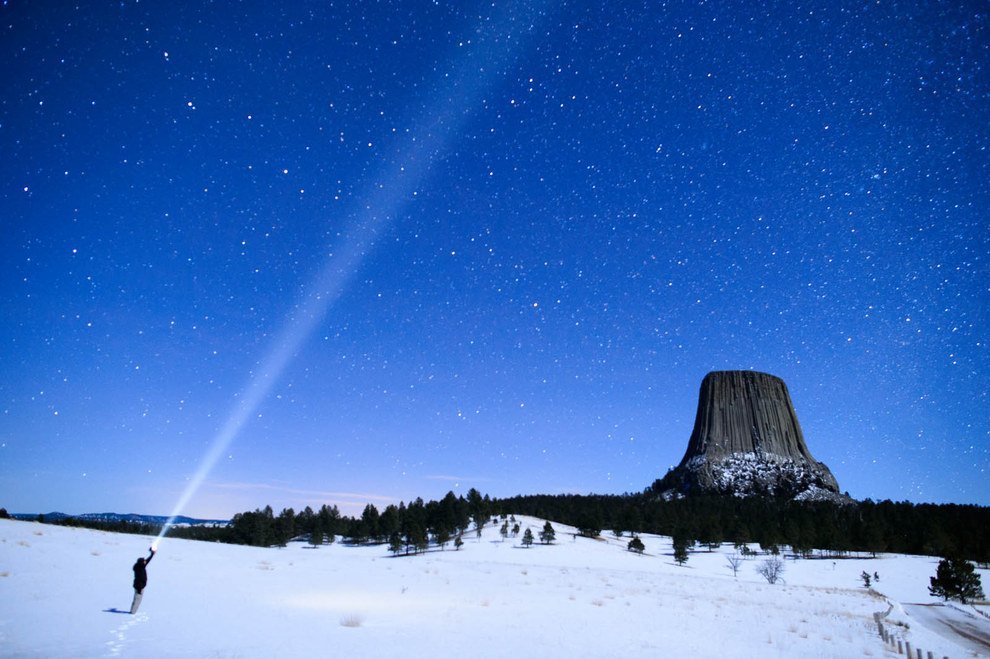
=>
[1,517,987,658]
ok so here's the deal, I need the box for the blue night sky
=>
[1,1,987,518]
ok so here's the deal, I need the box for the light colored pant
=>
[130,590,143,614]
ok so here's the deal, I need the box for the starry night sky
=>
[1,1,987,518]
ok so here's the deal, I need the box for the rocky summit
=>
[655,370,846,502]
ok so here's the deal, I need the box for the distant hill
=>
[10,512,228,526]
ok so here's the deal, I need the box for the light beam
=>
[154,1,551,544]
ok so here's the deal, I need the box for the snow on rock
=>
[657,371,847,502]
[685,452,849,501]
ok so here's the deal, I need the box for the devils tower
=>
[655,370,845,501]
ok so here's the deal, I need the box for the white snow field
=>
[1,517,987,658]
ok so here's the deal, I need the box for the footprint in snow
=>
[105,611,148,657]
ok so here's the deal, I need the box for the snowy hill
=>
[9,512,228,526]
[1,517,986,657]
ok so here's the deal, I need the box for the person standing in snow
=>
[130,546,156,614]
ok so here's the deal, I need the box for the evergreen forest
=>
[19,487,990,565]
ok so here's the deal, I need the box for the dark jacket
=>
[132,550,154,592]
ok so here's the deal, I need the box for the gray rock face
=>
[657,371,843,500]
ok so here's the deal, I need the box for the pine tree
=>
[521,527,534,547]
[388,532,403,556]
[929,557,985,604]
[378,505,400,541]
[576,509,602,538]
[297,506,315,535]
[672,530,692,566]
[405,522,428,555]
[627,536,645,554]
[466,488,486,523]
[414,531,430,554]
[275,508,295,547]
[539,521,556,544]
[697,518,721,551]
[500,521,509,541]
[436,491,463,538]
[318,504,340,539]
[454,534,464,551]
[361,504,381,542]
[621,505,642,535]
[310,528,324,548]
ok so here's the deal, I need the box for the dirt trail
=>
[904,603,990,657]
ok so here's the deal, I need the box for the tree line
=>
[222,488,493,551]
[495,490,990,563]
[182,489,990,563]
[8,488,989,564]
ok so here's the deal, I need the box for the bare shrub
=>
[726,553,744,578]
[339,614,364,628]
[757,556,785,584]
